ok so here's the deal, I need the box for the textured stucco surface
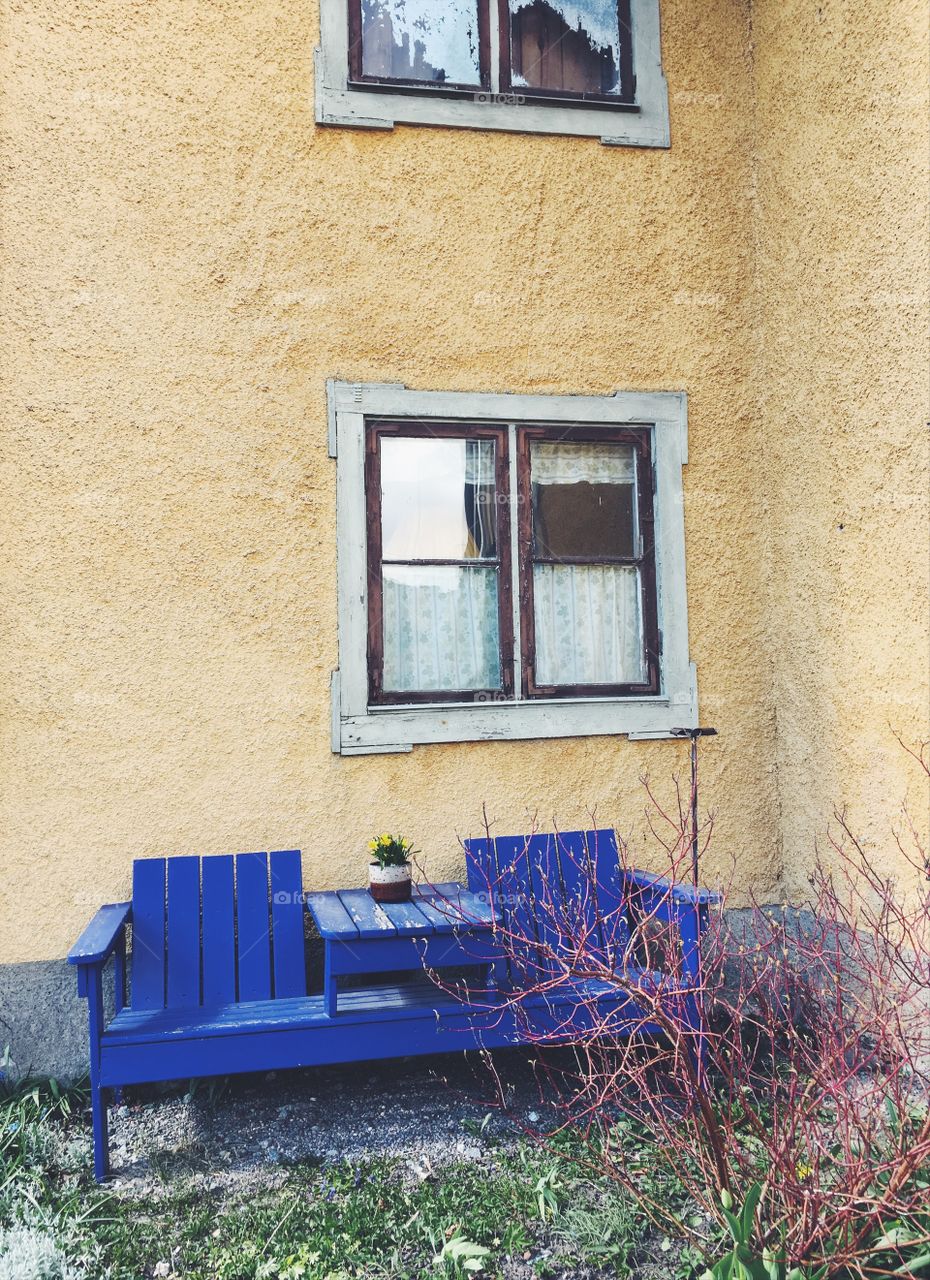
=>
[0,0,926,1011]
[752,0,930,891]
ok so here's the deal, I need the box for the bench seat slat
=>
[103,974,660,1046]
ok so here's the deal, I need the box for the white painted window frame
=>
[315,0,670,148]
[330,382,696,755]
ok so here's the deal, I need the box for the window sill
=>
[316,67,668,147]
[332,668,698,754]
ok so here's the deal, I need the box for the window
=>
[368,424,513,703]
[316,0,669,146]
[331,383,695,753]
[502,1,634,103]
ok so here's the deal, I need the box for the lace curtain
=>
[534,564,644,686]
[382,565,500,692]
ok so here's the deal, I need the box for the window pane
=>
[533,564,644,685]
[382,564,501,692]
[531,441,636,559]
[381,437,497,561]
[359,0,482,85]
[508,1,623,95]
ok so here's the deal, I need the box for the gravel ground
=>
[106,1050,553,1199]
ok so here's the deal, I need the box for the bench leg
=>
[90,1083,110,1183]
[85,964,111,1182]
[323,944,337,1017]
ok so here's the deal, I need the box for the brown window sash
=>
[498,0,636,107]
[347,0,492,94]
[515,424,660,699]
[366,420,515,706]
[345,1,634,107]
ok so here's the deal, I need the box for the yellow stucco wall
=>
[1,0,925,967]
[752,0,930,893]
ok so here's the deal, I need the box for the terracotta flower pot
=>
[369,861,412,903]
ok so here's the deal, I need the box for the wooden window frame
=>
[331,383,693,754]
[345,0,634,107]
[516,424,659,699]
[366,420,515,706]
[316,0,670,148]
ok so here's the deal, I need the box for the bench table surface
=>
[305,882,498,940]
[305,883,501,1016]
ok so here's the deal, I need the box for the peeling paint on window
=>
[360,0,481,86]
[508,0,624,96]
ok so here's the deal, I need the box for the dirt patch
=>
[107,1049,554,1199]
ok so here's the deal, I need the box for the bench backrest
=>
[464,828,630,975]
[131,850,306,1010]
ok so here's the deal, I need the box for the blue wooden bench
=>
[68,833,717,1181]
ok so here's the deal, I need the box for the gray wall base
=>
[0,958,88,1082]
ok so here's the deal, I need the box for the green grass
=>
[0,1077,687,1280]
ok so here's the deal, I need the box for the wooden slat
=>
[166,856,201,1008]
[336,888,396,938]
[67,902,131,966]
[370,895,436,936]
[131,859,167,1011]
[554,830,607,964]
[270,850,306,999]
[464,837,494,898]
[408,885,465,931]
[491,834,540,969]
[105,974,653,1046]
[202,855,236,1005]
[413,883,497,930]
[236,853,272,1002]
[526,833,567,975]
[583,829,630,962]
[306,890,359,940]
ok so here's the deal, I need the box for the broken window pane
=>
[508,1,624,96]
[358,0,482,86]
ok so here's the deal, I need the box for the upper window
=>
[348,1,633,103]
[331,384,694,753]
[317,0,669,146]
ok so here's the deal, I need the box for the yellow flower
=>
[796,1163,813,1182]
[368,840,377,851]
[381,833,391,843]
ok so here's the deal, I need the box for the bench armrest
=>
[622,869,721,908]
[68,902,131,967]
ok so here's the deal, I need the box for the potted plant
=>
[368,833,415,903]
